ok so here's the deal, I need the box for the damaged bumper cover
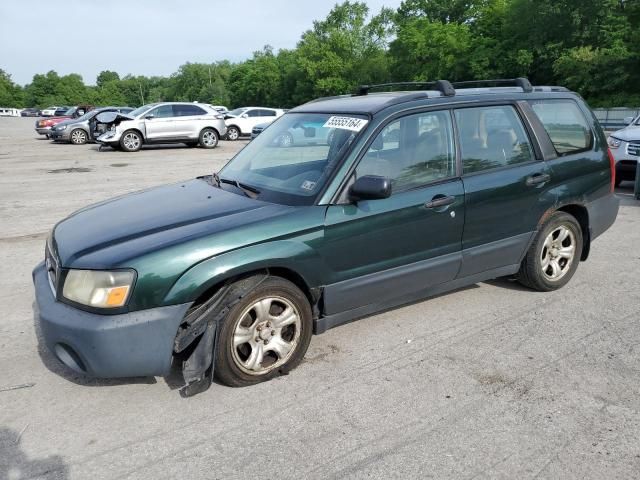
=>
[33,262,190,378]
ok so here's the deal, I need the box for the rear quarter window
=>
[528,99,593,155]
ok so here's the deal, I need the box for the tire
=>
[215,276,313,387]
[517,211,583,292]
[70,129,88,145]
[277,132,294,147]
[226,126,240,141]
[199,128,219,148]
[119,130,142,152]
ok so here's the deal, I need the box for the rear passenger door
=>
[456,104,551,277]
[173,104,208,138]
[321,110,465,314]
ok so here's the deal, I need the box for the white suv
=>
[224,107,284,141]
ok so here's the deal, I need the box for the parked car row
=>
[29,101,287,152]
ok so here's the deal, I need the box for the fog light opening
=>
[54,343,87,373]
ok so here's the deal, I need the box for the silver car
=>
[96,102,227,152]
[50,107,134,144]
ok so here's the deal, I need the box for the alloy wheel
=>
[540,225,576,281]
[231,296,301,375]
[123,132,140,150]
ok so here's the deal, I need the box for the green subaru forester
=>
[33,79,619,395]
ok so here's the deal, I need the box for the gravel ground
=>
[1,117,639,480]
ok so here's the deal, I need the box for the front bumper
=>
[33,262,190,378]
[96,131,122,144]
[609,142,639,180]
[35,127,52,135]
[49,129,70,141]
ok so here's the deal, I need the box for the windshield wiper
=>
[219,177,260,198]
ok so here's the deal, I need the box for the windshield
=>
[63,107,76,116]
[74,110,95,122]
[219,113,369,205]
[227,108,248,117]
[129,104,155,118]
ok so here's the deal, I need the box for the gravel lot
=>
[1,116,639,480]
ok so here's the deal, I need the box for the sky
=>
[0,0,404,86]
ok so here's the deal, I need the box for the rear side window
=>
[247,110,261,118]
[455,105,534,174]
[174,104,206,117]
[528,100,593,155]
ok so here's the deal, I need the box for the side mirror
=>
[623,116,634,125]
[241,114,248,118]
[349,175,392,202]
[145,114,155,120]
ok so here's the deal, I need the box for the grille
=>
[45,241,59,295]
[628,142,640,157]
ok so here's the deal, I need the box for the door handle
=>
[424,195,456,209]
[525,173,551,186]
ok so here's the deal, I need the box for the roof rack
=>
[354,77,535,97]
[451,78,533,93]
[354,80,455,97]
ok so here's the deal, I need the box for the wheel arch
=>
[200,126,221,137]
[540,203,590,261]
[121,127,145,142]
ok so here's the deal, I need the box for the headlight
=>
[62,270,135,308]
[58,125,67,131]
[607,136,621,149]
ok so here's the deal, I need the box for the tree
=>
[96,70,120,87]
[0,69,24,107]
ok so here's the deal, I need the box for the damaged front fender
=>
[175,273,269,397]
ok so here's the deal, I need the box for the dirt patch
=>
[47,167,93,174]
[110,163,130,168]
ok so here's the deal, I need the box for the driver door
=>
[320,110,465,315]
[144,104,177,141]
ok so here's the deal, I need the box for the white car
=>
[224,107,284,141]
[40,106,60,117]
[608,115,640,187]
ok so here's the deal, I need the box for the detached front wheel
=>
[215,277,312,387]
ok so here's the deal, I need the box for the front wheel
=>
[70,129,88,145]
[119,130,142,152]
[199,128,219,148]
[226,126,240,141]
[215,277,313,387]
[517,212,583,291]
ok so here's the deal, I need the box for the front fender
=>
[163,239,327,305]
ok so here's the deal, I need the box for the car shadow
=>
[0,427,69,479]
[32,303,157,388]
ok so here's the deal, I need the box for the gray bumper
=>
[33,262,190,378]
[586,193,619,241]
[35,127,51,135]
[49,130,70,141]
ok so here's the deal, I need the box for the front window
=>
[129,104,156,118]
[219,113,369,205]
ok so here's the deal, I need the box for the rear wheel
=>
[119,130,142,152]
[517,212,583,291]
[226,126,240,141]
[70,129,88,145]
[215,277,313,387]
[199,128,219,148]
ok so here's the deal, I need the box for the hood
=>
[52,118,78,129]
[52,178,292,268]
[610,125,640,142]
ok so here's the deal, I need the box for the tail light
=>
[607,148,616,192]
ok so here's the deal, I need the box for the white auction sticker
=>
[322,116,368,132]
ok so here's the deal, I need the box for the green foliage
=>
[4,0,640,109]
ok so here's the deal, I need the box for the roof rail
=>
[354,80,456,98]
[451,78,533,93]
